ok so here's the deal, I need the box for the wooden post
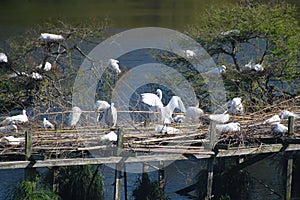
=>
[286,154,293,200]
[205,158,214,200]
[124,164,128,200]
[287,116,294,136]
[209,121,216,150]
[25,131,36,182]
[114,128,124,200]
[25,131,32,161]
[159,161,165,196]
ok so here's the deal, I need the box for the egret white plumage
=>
[263,114,281,124]
[172,114,185,123]
[205,65,226,75]
[186,106,204,122]
[228,97,243,115]
[108,59,121,74]
[42,118,55,129]
[273,122,288,134]
[242,61,264,72]
[104,103,117,127]
[184,50,196,58]
[39,33,64,41]
[37,61,52,71]
[142,93,186,124]
[95,100,110,121]
[0,121,18,134]
[69,106,82,127]
[141,89,163,107]
[279,110,299,119]
[0,110,28,126]
[0,136,25,146]
[101,131,118,142]
[155,125,180,134]
[31,72,43,80]
[208,114,230,124]
[0,53,8,63]
[216,122,240,132]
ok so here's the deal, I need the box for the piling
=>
[285,153,293,200]
[288,116,294,136]
[25,131,36,181]
[114,128,124,200]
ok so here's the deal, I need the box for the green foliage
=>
[0,18,109,112]
[188,0,300,109]
[10,180,60,200]
[46,165,104,200]
[132,173,168,200]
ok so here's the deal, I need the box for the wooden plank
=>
[285,154,293,200]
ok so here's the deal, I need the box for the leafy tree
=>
[188,1,300,111]
[132,173,168,200]
[0,18,109,115]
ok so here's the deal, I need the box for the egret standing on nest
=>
[69,106,82,128]
[0,110,28,126]
[95,100,111,121]
[104,103,117,128]
[42,118,55,129]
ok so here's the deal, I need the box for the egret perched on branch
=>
[228,97,243,115]
[263,114,281,124]
[104,103,117,128]
[108,59,121,74]
[273,122,288,134]
[216,122,240,132]
[208,114,230,124]
[95,100,110,121]
[69,106,82,128]
[155,124,180,134]
[141,91,186,124]
[141,89,163,107]
[0,110,28,126]
[279,110,299,119]
[36,61,52,71]
[205,65,226,75]
[39,33,64,42]
[0,121,18,134]
[42,118,55,129]
[0,53,8,63]
[101,131,118,142]
[184,50,196,58]
[0,136,25,146]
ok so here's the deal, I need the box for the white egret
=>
[273,123,288,134]
[263,114,281,124]
[42,118,55,129]
[108,59,121,74]
[69,106,82,128]
[172,114,185,123]
[31,72,43,80]
[0,110,28,126]
[242,61,264,72]
[279,110,299,119]
[186,106,204,122]
[0,53,8,63]
[141,89,163,107]
[37,61,52,71]
[208,114,230,124]
[104,103,117,127]
[155,125,180,134]
[95,100,110,121]
[205,65,226,75]
[39,33,64,41]
[184,50,196,58]
[0,121,18,134]
[228,97,243,115]
[101,131,118,142]
[0,136,25,146]
[216,122,240,132]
